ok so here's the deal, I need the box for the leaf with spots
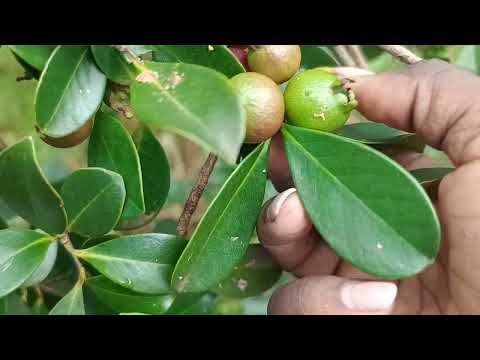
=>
[130,61,245,165]
[282,124,440,279]
[171,142,269,293]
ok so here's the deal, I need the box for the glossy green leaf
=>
[410,167,455,185]
[49,283,85,315]
[0,229,53,297]
[22,240,58,287]
[61,168,126,237]
[165,292,217,315]
[172,142,269,293]
[35,45,107,138]
[300,45,340,70]
[8,45,57,71]
[87,275,174,314]
[76,234,187,294]
[133,126,170,215]
[88,111,144,219]
[0,137,67,234]
[152,45,245,77]
[130,61,245,165]
[91,45,139,85]
[282,124,440,279]
[214,244,282,298]
[127,45,154,55]
[338,123,425,152]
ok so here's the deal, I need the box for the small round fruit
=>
[230,72,285,144]
[228,45,250,71]
[284,68,357,132]
[248,45,301,84]
[38,118,94,148]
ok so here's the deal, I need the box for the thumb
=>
[347,59,480,166]
[268,276,397,315]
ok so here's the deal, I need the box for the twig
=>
[176,153,218,237]
[377,45,423,64]
[346,45,369,69]
[334,46,356,67]
[59,234,86,284]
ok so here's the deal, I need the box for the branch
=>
[346,45,369,69]
[176,153,218,237]
[377,45,423,64]
[334,45,356,67]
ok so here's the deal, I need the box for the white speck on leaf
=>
[237,279,248,291]
[230,236,239,242]
[208,45,214,51]
[376,243,384,250]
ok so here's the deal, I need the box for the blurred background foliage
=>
[0,45,476,314]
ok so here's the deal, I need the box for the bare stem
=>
[346,45,369,69]
[334,45,356,67]
[59,234,86,284]
[176,153,218,237]
[377,45,423,64]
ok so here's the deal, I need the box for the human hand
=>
[257,59,480,315]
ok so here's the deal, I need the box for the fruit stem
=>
[176,153,218,237]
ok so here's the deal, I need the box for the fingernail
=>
[265,188,297,223]
[341,281,398,311]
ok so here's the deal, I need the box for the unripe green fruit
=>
[38,118,93,148]
[284,68,357,132]
[248,45,301,84]
[230,72,285,144]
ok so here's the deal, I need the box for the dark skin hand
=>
[257,60,480,314]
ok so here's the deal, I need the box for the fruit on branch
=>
[284,68,357,132]
[38,118,94,148]
[228,45,250,71]
[247,45,301,84]
[230,72,285,144]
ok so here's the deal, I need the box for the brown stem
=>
[176,153,218,237]
[377,45,423,64]
[346,45,369,69]
[0,137,7,151]
[59,234,87,284]
[334,45,356,67]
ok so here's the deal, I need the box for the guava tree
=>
[0,44,452,315]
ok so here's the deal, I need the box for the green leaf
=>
[214,244,282,298]
[76,234,187,294]
[8,45,57,71]
[133,126,170,215]
[152,45,245,77]
[300,45,340,70]
[88,111,145,219]
[127,45,154,55]
[338,122,425,152]
[22,241,58,287]
[153,219,177,234]
[0,137,67,234]
[172,142,269,293]
[165,292,217,315]
[455,45,480,74]
[0,292,31,315]
[0,218,7,230]
[35,45,107,138]
[282,124,440,279]
[61,168,126,237]
[410,167,455,185]
[91,45,139,85]
[130,61,245,165]
[87,275,174,314]
[0,229,53,297]
[49,283,85,315]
